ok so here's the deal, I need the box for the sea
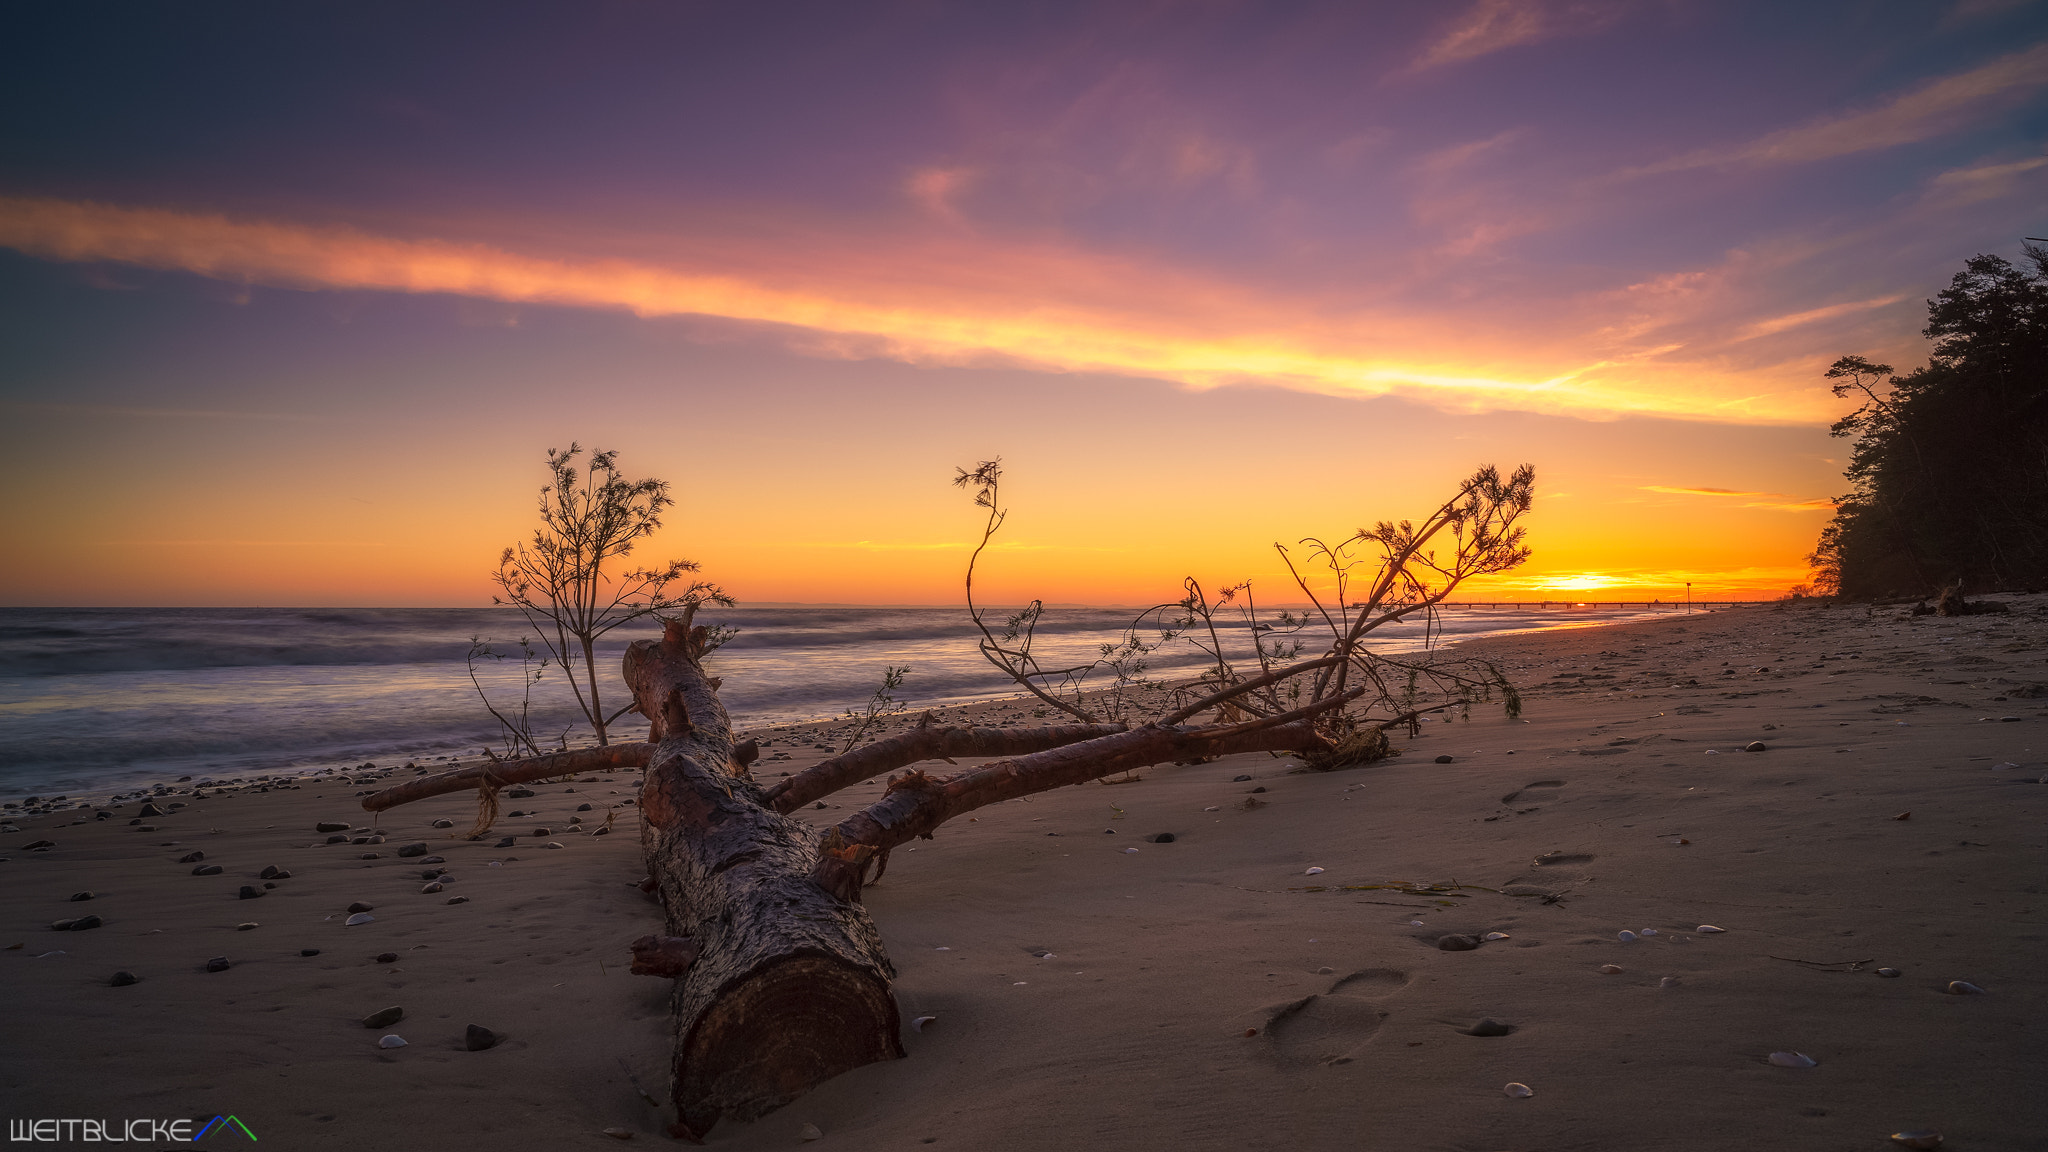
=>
[0,603,1702,799]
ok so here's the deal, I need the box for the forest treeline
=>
[1811,246,2048,599]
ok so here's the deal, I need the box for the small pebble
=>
[465,1023,502,1051]
[348,901,374,913]
[1437,934,1479,952]
[377,1034,407,1049]
[1767,1051,1817,1068]
[258,865,283,879]
[235,922,258,931]
[1639,928,1658,936]
[1945,980,1985,995]
[178,851,205,863]
[1889,1130,1943,1150]
[376,952,399,963]
[1150,833,1175,843]
[1744,741,1767,752]
[301,948,321,957]
[1876,967,1901,978]
[421,882,444,894]
[431,819,455,829]
[192,864,223,876]
[69,891,94,902]
[205,957,230,972]
[602,1127,633,1140]
[1503,1082,1533,1098]
[1483,932,1510,941]
[1659,976,1680,988]
[1122,847,1138,854]
[362,1006,404,1028]
[1697,925,1725,933]
[1232,775,1252,782]
[1304,867,1325,875]
[546,842,565,849]
[1598,964,1624,974]
[799,1123,823,1141]
[237,886,264,900]
[396,842,429,858]
[447,896,470,905]
[345,912,375,926]
[1617,930,1637,942]
[109,970,139,987]
[1466,1018,1513,1037]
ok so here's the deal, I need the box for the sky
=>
[1,0,2044,607]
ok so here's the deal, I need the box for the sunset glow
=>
[2,3,2041,607]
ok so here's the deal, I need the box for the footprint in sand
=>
[1253,969,1411,1067]
[1500,779,1565,805]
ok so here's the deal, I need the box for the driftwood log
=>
[623,616,905,1141]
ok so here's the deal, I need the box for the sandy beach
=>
[4,600,2044,1150]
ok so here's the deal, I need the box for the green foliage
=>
[1811,249,2048,598]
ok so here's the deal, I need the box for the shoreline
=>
[2,599,2043,1148]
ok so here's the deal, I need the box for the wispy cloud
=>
[1640,485,1779,497]
[1737,294,1907,340]
[1408,0,1626,73]
[1632,41,2048,174]
[0,195,1849,424]
[1638,485,1832,512]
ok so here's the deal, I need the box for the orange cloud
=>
[0,195,1845,424]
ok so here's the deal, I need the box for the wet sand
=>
[3,599,2044,1150]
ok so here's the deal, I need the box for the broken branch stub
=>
[624,617,903,1142]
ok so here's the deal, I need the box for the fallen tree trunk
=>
[762,719,1126,813]
[358,744,656,812]
[625,617,902,1142]
[811,701,1359,900]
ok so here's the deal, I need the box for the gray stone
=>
[347,901,374,913]
[192,864,223,876]
[109,971,139,987]
[1434,755,1455,764]
[395,842,429,858]
[362,1005,404,1028]
[1437,934,1480,952]
[465,1024,502,1051]
[237,886,264,900]
[68,915,103,931]
[178,851,204,863]
[1465,1018,1514,1036]
[68,891,94,902]
[205,956,231,972]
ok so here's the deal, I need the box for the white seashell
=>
[1767,1051,1816,1067]
[798,1123,823,1141]
[1305,867,1325,875]
[934,947,951,951]
[377,1034,407,1049]
[1617,930,1637,942]
[1889,1130,1943,1150]
[1945,980,1985,995]
[345,912,375,926]
[1484,932,1510,941]
[1503,1082,1534,1098]
[1410,920,1424,927]
[1639,928,1659,936]
[1704,749,1719,755]
[1598,964,1624,974]
[1203,806,1220,812]
[1123,847,1138,854]
[911,1015,937,1033]
[1697,924,1725,933]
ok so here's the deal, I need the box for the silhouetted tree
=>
[493,444,731,744]
[1811,247,2048,598]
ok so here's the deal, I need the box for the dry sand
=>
[4,600,2045,1150]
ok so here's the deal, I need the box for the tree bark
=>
[763,720,1126,813]
[358,745,655,813]
[812,712,1344,896]
[625,618,903,1142]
